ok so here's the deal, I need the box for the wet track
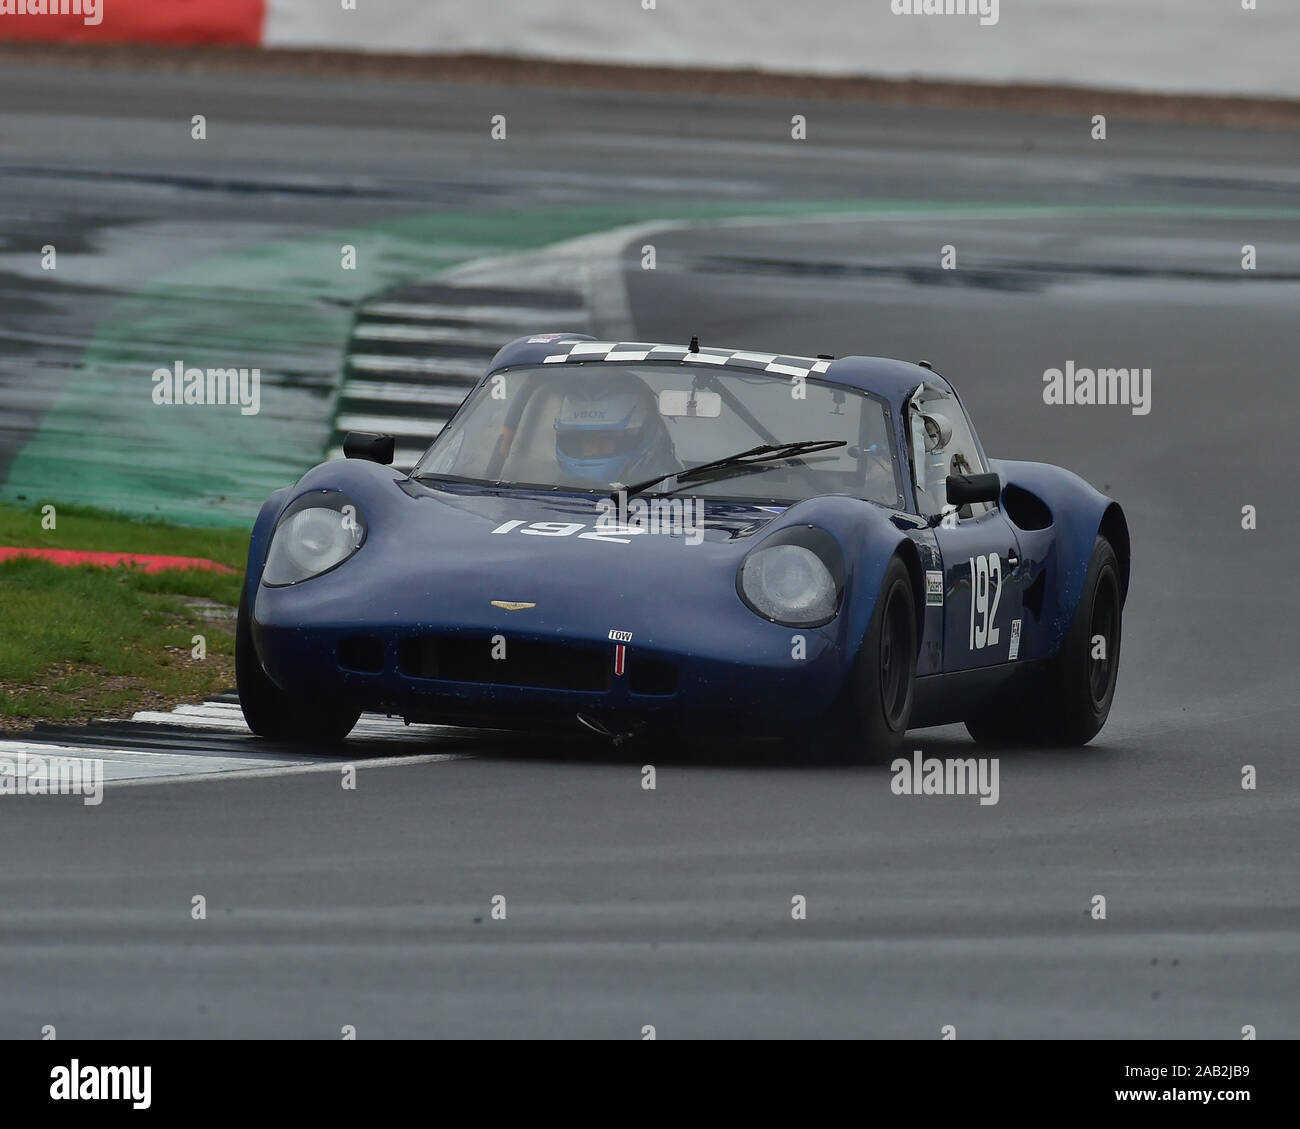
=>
[1,63,1298,1037]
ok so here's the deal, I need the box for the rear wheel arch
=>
[966,532,1121,747]
[1098,502,1130,605]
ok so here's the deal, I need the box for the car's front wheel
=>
[236,584,360,744]
[835,555,918,764]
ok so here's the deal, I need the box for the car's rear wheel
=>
[837,555,917,764]
[236,584,360,744]
[966,534,1121,747]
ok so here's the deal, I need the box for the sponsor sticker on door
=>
[925,570,944,607]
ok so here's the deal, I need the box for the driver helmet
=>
[554,377,665,484]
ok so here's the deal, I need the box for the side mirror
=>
[946,472,1000,507]
[343,431,395,465]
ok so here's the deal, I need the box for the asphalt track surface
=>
[1,64,1299,1038]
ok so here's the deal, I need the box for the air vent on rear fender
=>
[1004,484,1052,531]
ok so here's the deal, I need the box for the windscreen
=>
[415,363,903,507]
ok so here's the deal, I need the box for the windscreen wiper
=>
[618,440,846,501]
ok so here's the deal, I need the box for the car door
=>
[934,512,1023,672]
[906,380,1024,672]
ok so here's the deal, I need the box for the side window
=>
[908,383,989,519]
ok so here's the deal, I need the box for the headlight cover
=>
[262,493,366,586]
[738,536,841,627]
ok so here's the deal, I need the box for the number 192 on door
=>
[969,554,1002,651]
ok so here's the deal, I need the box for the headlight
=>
[262,495,365,586]
[739,543,838,626]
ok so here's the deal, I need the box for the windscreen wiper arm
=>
[617,440,846,501]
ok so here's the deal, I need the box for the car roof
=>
[486,335,947,410]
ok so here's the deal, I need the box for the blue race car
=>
[237,336,1129,760]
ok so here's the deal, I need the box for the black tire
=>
[966,535,1121,747]
[836,556,918,764]
[236,584,360,744]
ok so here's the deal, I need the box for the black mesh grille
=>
[400,636,612,691]
[336,636,385,673]
[398,635,680,696]
[627,656,679,696]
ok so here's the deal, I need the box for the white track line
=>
[128,702,456,741]
[340,380,469,406]
[0,741,318,785]
[334,413,445,437]
[126,710,253,730]
[1,739,296,761]
[1,701,471,789]
[346,354,483,377]
[362,301,584,323]
[352,322,508,346]
[0,743,460,789]
[105,752,462,789]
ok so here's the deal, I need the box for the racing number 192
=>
[490,519,641,545]
[969,554,1002,650]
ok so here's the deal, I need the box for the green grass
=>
[0,501,248,725]
[0,500,249,569]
